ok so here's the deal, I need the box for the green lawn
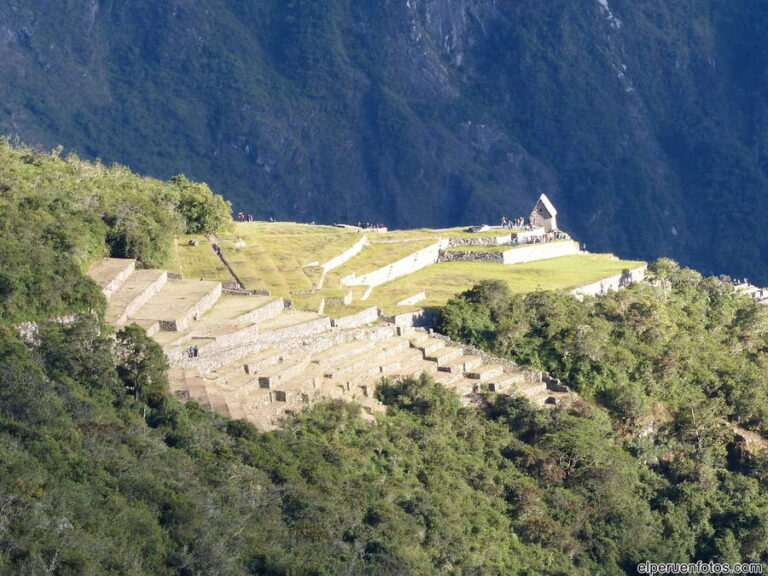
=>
[197,222,644,314]
[368,253,645,314]
[165,235,233,282]
[330,239,436,279]
[216,222,360,295]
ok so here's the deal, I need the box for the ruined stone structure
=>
[438,240,581,265]
[570,265,647,299]
[530,193,558,232]
[87,204,644,430]
[89,257,575,429]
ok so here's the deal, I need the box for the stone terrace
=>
[91,257,573,430]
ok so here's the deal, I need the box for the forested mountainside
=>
[0,140,768,576]
[1,1,768,281]
[1,142,768,574]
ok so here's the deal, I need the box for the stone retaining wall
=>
[439,241,580,265]
[234,298,285,324]
[117,272,169,324]
[174,324,398,372]
[384,308,436,327]
[321,236,368,271]
[331,306,380,329]
[342,239,449,287]
[570,265,647,299]
[166,323,262,363]
[439,250,505,263]
[514,229,546,243]
[102,261,136,297]
[502,240,580,264]
[169,315,332,368]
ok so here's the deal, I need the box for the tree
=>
[173,175,232,235]
[115,324,169,410]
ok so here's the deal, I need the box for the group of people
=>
[500,216,527,229]
[357,221,385,230]
[510,230,569,246]
[236,212,255,222]
[187,346,200,358]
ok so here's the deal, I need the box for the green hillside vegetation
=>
[1,144,767,573]
[0,140,230,323]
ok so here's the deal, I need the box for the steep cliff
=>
[1,1,767,280]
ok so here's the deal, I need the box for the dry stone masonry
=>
[90,255,575,429]
[87,198,647,429]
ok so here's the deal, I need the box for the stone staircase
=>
[90,257,573,430]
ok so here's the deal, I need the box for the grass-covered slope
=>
[203,222,643,315]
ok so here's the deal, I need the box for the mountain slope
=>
[1,1,767,281]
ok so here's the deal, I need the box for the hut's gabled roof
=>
[535,193,557,217]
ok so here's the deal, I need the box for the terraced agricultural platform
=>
[91,257,575,429]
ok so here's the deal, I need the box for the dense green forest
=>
[2,1,768,282]
[1,143,767,574]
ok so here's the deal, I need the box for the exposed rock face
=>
[1,1,768,281]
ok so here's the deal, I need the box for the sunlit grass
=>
[216,222,360,295]
[166,235,233,281]
[330,239,436,279]
[369,253,645,314]
[201,222,644,315]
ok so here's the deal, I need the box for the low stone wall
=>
[331,306,380,329]
[570,265,647,299]
[342,239,449,287]
[448,234,512,247]
[102,261,136,297]
[323,291,354,307]
[502,240,580,264]
[224,287,271,296]
[384,308,436,328]
[396,292,426,306]
[234,298,285,324]
[321,236,368,271]
[439,250,505,263]
[167,272,183,280]
[117,272,169,324]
